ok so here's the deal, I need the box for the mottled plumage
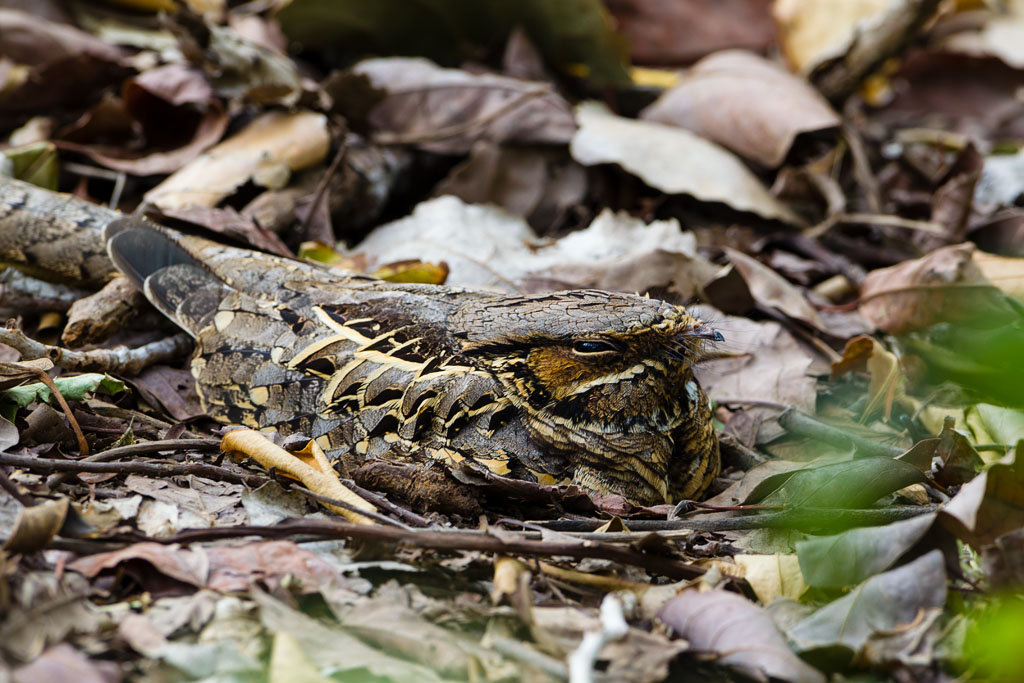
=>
[106,218,721,504]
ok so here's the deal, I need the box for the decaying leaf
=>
[940,448,1024,548]
[774,0,899,75]
[788,550,947,659]
[570,102,801,224]
[4,498,69,554]
[641,50,839,167]
[352,195,717,295]
[57,63,230,176]
[832,335,914,421]
[722,247,825,329]
[605,0,777,65]
[658,589,826,683]
[859,242,1020,334]
[68,540,349,594]
[221,429,375,524]
[353,57,576,154]
[695,313,816,444]
[734,553,808,604]
[144,110,330,210]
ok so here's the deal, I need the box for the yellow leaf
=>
[973,250,1024,300]
[630,66,680,90]
[734,553,807,604]
[371,260,449,285]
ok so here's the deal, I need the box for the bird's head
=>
[452,290,721,503]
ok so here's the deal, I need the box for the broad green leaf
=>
[276,0,630,86]
[745,457,929,509]
[0,373,128,419]
[2,141,59,189]
[796,512,937,588]
[789,551,947,657]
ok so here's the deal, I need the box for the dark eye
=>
[572,339,619,355]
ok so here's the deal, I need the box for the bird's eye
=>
[571,339,619,355]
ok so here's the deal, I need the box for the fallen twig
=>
[814,0,944,101]
[44,438,222,489]
[344,478,433,528]
[0,451,265,487]
[535,504,937,536]
[24,364,89,456]
[96,519,709,580]
[0,466,34,506]
[292,485,412,530]
[0,323,192,375]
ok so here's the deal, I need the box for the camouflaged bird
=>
[105,218,721,505]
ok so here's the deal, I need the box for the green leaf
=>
[0,373,128,416]
[788,551,947,660]
[2,141,59,190]
[796,512,937,588]
[276,0,630,86]
[745,457,929,509]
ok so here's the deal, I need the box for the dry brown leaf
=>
[658,589,825,683]
[0,9,127,130]
[641,50,839,167]
[723,247,825,329]
[433,142,586,231]
[145,110,330,211]
[858,242,1020,334]
[156,206,292,256]
[944,13,1024,69]
[57,64,230,176]
[694,312,816,444]
[13,643,121,683]
[353,196,715,295]
[940,450,1024,548]
[3,498,68,554]
[832,335,913,421]
[605,0,777,66]
[0,358,55,391]
[68,540,348,594]
[353,57,576,154]
[570,102,801,224]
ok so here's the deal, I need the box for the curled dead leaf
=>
[221,429,375,524]
[641,50,839,167]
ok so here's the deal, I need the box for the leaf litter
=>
[2,1,1024,681]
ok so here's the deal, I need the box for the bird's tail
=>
[104,217,229,338]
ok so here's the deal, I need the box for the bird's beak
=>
[690,322,724,342]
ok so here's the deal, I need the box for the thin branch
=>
[345,478,433,528]
[0,323,191,375]
[292,485,413,530]
[299,130,348,242]
[44,438,222,489]
[97,520,709,580]
[0,466,35,506]
[30,368,89,456]
[0,451,265,487]
[534,505,937,536]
